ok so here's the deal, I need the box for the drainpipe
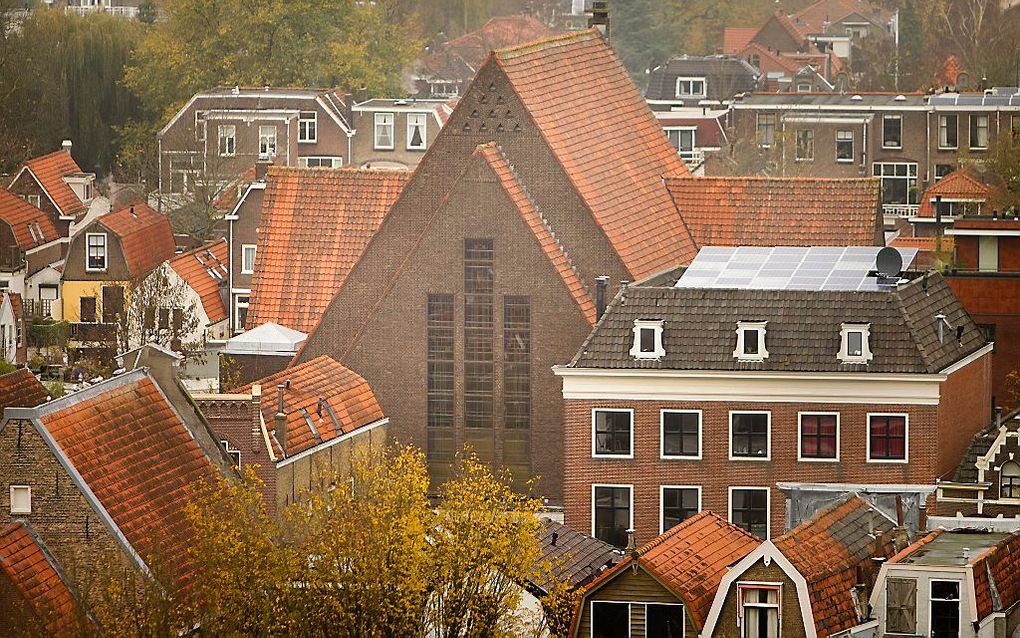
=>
[275,384,287,456]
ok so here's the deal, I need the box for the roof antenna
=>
[935,312,951,344]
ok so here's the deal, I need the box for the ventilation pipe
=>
[275,384,287,455]
[595,275,609,320]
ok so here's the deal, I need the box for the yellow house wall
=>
[61,281,130,322]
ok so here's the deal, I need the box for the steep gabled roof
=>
[0,188,60,249]
[534,519,621,593]
[917,169,1006,218]
[581,511,760,631]
[493,29,698,278]
[723,27,758,54]
[246,167,410,333]
[0,522,83,635]
[95,203,176,279]
[773,495,898,636]
[439,15,555,71]
[169,239,228,323]
[239,355,384,459]
[665,176,881,247]
[972,531,1020,619]
[0,368,49,411]
[15,150,88,219]
[792,0,893,35]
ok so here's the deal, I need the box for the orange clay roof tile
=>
[0,368,49,410]
[665,175,881,247]
[18,150,87,218]
[0,188,60,249]
[723,27,759,53]
[493,29,698,279]
[792,0,894,35]
[246,167,410,333]
[971,532,1020,619]
[97,203,176,279]
[0,522,82,635]
[917,170,1004,218]
[169,239,228,323]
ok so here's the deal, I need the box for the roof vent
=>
[394,99,408,106]
[851,94,863,101]
[61,139,72,151]
[894,94,906,101]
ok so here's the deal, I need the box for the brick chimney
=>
[250,384,262,454]
[588,0,610,41]
[595,275,609,320]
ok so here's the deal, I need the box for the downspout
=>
[926,108,932,186]
[228,211,234,331]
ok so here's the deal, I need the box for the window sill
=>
[969,147,987,152]
[881,145,902,150]
[85,268,108,273]
[373,145,395,151]
[938,146,959,151]
[592,453,634,460]
[298,139,317,144]
[661,454,702,461]
[836,159,854,164]
[866,458,909,464]
[798,456,840,463]
[406,147,427,152]
[240,270,254,275]
[729,455,771,462]
[795,158,814,162]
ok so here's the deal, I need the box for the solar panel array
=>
[675,246,919,292]
[928,89,1020,107]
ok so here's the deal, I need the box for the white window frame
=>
[728,486,770,539]
[234,294,249,332]
[737,582,783,637]
[258,125,277,159]
[866,412,909,464]
[729,410,771,462]
[756,113,776,147]
[659,484,702,534]
[928,579,962,638]
[630,319,665,360]
[590,483,634,543]
[220,439,241,468]
[589,601,632,638]
[797,411,841,462]
[734,321,768,361]
[241,244,257,274]
[591,408,634,459]
[836,129,854,163]
[796,83,812,93]
[26,194,41,208]
[374,112,395,150]
[970,114,989,150]
[839,322,873,364]
[675,76,706,98]
[85,232,107,272]
[218,125,236,157]
[882,115,903,149]
[298,156,343,168]
[9,485,31,514]
[298,111,317,143]
[1000,460,1020,500]
[660,409,702,460]
[939,114,959,150]
[406,113,428,151]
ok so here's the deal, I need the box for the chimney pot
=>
[625,528,635,551]
[275,384,287,455]
[61,139,72,151]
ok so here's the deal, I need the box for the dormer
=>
[629,319,665,360]
[838,323,873,364]
[63,172,96,204]
[733,321,768,361]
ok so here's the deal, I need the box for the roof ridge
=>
[493,27,599,60]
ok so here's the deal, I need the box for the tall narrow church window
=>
[464,239,494,461]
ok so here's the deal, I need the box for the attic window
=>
[86,233,107,272]
[675,77,706,98]
[630,319,665,360]
[734,321,768,361]
[9,485,30,514]
[839,323,873,364]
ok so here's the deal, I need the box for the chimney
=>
[935,195,943,226]
[588,0,610,41]
[625,527,635,551]
[255,160,272,181]
[995,406,1004,428]
[355,85,369,104]
[551,531,558,547]
[595,275,610,320]
[917,502,927,531]
[251,384,262,454]
[275,384,287,456]
[61,139,72,152]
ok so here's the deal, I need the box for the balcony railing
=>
[65,5,138,17]
[679,148,705,168]
[22,299,53,319]
[883,204,920,217]
[69,322,117,344]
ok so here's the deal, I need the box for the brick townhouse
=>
[727,88,1020,218]
[0,188,63,318]
[556,246,992,546]
[938,407,1020,519]
[8,141,95,237]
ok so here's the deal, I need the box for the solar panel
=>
[675,246,918,292]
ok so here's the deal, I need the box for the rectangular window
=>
[739,585,780,638]
[593,409,633,457]
[797,83,812,93]
[234,295,248,332]
[661,486,700,533]
[26,194,40,208]
[730,411,769,460]
[848,331,863,356]
[241,244,256,274]
[218,125,236,156]
[730,487,769,538]
[299,156,343,168]
[374,113,395,150]
[836,130,854,162]
[407,113,427,150]
[743,329,759,355]
[799,413,839,460]
[591,601,630,638]
[675,77,706,98]
[159,307,170,330]
[258,126,277,159]
[868,414,907,461]
[939,114,959,149]
[795,129,814,161]
[463,239,493,429]
[503,297,530,431]
[756,113,776,147]
[886,578,917,634]
[427,294,455,429]
[86,233,107,271]
[298,111,317,143]
[593,485,631,547]
[935,164,955,180]
[970,114,989,149]
[9,486,30,514]
[79,296,96,323]
[646,604,684,638]
[883,115,902,149]
[195,111,206,142]
[661,410,700,458]
[930,580,960,638]
[873,162,919,206]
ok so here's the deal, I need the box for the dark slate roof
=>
[646,55,760,102]
[952,410,1020,483]
[568,271,986,374]
[533,519,621,593]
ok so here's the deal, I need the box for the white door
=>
[979,236,999,272]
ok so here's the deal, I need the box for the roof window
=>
[734,321,768,361]
[630,319,665,360]
[839,323,873,364]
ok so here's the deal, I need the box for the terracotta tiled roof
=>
[169,239,228,323]
[97,203,176,279]
[723,27,758,54]
[917,170,1004,218]
[475,143,597,326]
[0,188,59,249]
[972,532,1020,619]
[247,167,410,333]
[791,0,893,35]
[493,29,698,278]
[7,290,22,323]
[774,496,898,636]
[889,235,954,253]
[18,150,87,218]
[771,12,808,45]
[665,176,881,247]
[0,368,49,411]
[582,511,760,631]
[738,41,805,76]
[0,522,81,635]
[213,164,257,211]
[934,55,965,88]
[887,528,944,564]
[239,355,384,458]
[442,15,555,70]
[34,371,220,594]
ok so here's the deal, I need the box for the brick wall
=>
[712,560,807,638]
[937,353,993,477]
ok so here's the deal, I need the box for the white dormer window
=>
[675,77,706,98]
[630,319,665,360]
[86,232,107,272]
[839,323,873,364]
[734,321,768,361]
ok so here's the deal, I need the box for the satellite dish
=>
[876,247,904,278]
